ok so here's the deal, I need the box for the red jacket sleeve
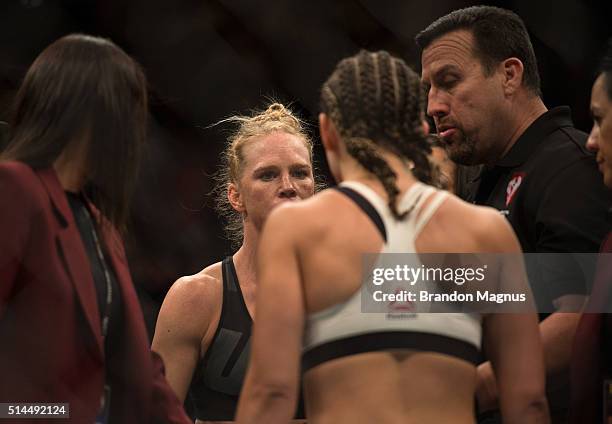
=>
[149,350,192,424]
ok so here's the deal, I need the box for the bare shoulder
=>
[267,190,345,234]
[434,194,521,253]
[157,261,224,339]
[165,261,223,312]
[264,190,340,237]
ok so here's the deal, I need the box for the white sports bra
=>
[302,181,482,372]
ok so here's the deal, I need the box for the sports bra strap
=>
[334,186,387,242]
[413,190,448,236]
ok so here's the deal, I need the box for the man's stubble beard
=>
[448,132,482,166]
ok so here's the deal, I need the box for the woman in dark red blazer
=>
[0,34,190,423]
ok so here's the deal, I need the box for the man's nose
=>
[427,87,450,119]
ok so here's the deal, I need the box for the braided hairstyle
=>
[213,102,315,249]
[320,50,432,220]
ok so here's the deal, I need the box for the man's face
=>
[587,73,612,188]
[421,29,507,165]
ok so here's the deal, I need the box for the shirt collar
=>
[466,106,574,183]
[495,106,574,168]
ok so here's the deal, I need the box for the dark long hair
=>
[600,38,612,101]
[1,33,148,234]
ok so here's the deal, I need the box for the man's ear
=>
[319,113,340,153]
[227,182,245,213]
[500,57,524,96]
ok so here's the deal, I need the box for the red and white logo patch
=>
[388,287,414,312]
[505,172,525,207]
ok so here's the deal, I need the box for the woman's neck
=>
[232,223,259,287]
[338,150,419,200]
[53,142,87,192]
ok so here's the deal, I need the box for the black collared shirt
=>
[460,106,611,307]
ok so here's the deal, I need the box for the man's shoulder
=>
[528,123,591,168]
[516,123,598,193]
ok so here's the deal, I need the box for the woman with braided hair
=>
[236,51,548,423]
[152,102,313,423]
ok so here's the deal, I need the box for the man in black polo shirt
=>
[417,6,609,423]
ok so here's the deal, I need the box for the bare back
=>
[292,181,516,423]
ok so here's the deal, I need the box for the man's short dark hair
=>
[415,5,541,96]
[599,38,612,101]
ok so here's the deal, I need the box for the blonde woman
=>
[152,103,314,423]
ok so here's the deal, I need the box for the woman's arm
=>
[236,205,305,424]
[484,312,549,423]
[152,273,217,402]
[481,212,549,423]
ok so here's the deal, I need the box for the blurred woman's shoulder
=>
[430,192,521,253]
[0,161,50,212]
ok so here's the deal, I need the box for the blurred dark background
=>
[1,0,610,338]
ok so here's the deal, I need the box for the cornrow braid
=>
[345,137,407,220]
[395,59,432,182]
[339,58,367,136]
[358,51,382,138]
[377,51,398,141]
[320,50,434,220]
